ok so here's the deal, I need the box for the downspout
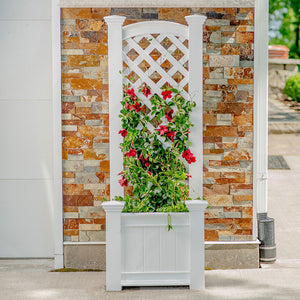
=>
[254,0,276,263]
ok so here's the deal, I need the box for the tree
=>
[269,0,300,58]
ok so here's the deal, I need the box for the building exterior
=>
[0,0,270,270]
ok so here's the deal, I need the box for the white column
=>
[185,200,208,290]
[104,15,126,200]
[185,15,207,200]
[254,0,268,218]
[52,0,64,269]
[102,200,125,291]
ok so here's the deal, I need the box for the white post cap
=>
[104,15,126,24]
[185,15,207,25]
[185,200,208,212]
[102,200,125,212]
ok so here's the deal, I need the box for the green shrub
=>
[283,73,300,102]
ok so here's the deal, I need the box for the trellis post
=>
[104,15,126,201]
[185,15,207,200]
[185,15,207,290]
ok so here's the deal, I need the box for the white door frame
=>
[52,0,266,268]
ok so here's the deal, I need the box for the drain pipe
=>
[254,0,276,263]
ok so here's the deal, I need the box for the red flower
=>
[161,90,172,100]
[182,149,196,164]
[147,171,152,176]
[166,131,176,142]
[142,85,151,97]
[119,176,128,187]
[165,109,174,122]
[118,129,127,137]
[125,102,131,110]
[139,154,150,167]
[126,148,137,157]
[132,102,141,112]
[156,125,169,135]
[126,88,135,98]
[186,173,192,178]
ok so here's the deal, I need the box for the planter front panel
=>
[121,213,190,285]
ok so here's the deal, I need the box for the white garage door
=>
[0,0,54,258]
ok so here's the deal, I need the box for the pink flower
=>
[126,148,137,157]
[182,149,196,164]
[161,90,172,100]
[118,129,127,137]
[132,102,141,112]
[125,102,131,110]
[165,109,174,122]
[142,85,151,97]
[147,171,152,176]
[126,88,135,98]
[119,176,129,187]
[156,125,169,135]
[166,131,176,142]
[186,173,192,178]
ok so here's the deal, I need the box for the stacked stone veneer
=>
[61,7,254,242]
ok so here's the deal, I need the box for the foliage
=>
[116,83,196,213]
[269,0,300,58]
[283,73,300,102]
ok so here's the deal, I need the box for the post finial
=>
[185,14,207,25]
[104,15,126,25]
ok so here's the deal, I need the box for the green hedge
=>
[283,73,300,102]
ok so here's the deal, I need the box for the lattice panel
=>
[123,33,189,135]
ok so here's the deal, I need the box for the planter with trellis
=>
[102,14,207,291]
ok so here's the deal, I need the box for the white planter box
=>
[102,200,207,291]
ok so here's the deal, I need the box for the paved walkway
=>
[1,98,300,299]
[268,95,300,133]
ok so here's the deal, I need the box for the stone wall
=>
[268,58,300,97]
[61,7,254,243]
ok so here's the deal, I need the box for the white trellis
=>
[105,15,206,202]
[103,15,207,291]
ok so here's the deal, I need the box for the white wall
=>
[0,0,54,257]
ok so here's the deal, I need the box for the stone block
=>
[205,243,259,269]
[206,19,230,26]
[206,195,233,206]
[64,244,106,270]
[79,230,106,242]
[217,114,232,125]
[79,224,101,231]
[63,160,84,172]
[158,8,190,20]
[205,79,227,85]
[71,79,102,90]
[224,149,252,161]
[205,126,238,137]
[63,136,93,149]
[62,96,80,102]
[142,8,158,19]
[78,126,108,138]
[67,55,99,67]
[75,172,100,184]
[64,212,79,219]
[61,8,92,19]
[209,32,221,43]
[111,8,142,19]
[83,67,102,79]
[219,212,242,218]
[78,206,105,219]
[209,55,240,67]
[205,207,223,218]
